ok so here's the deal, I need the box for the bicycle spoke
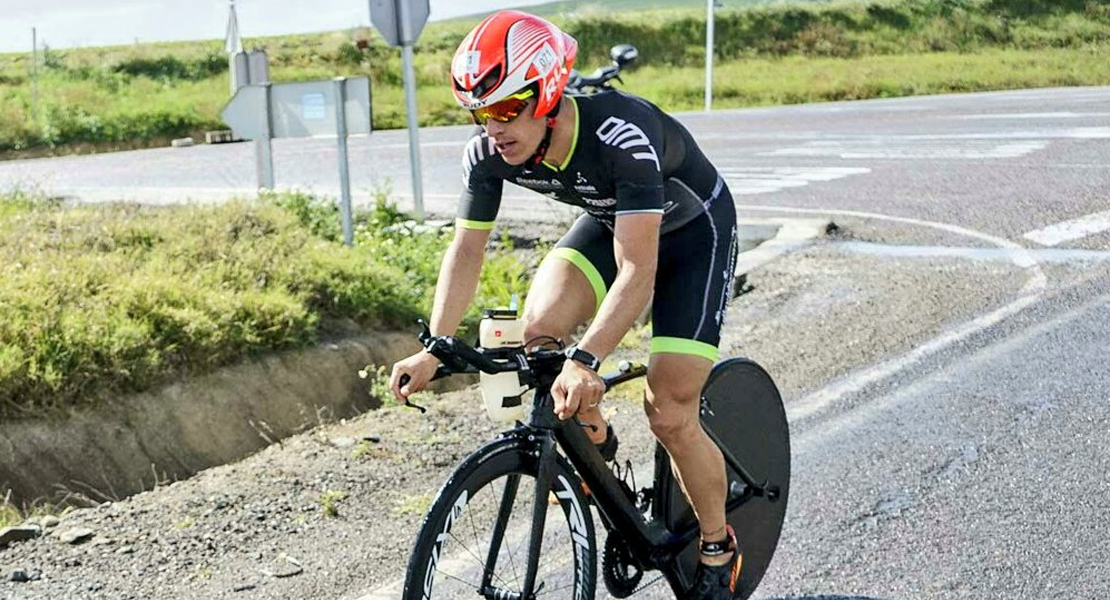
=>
[435,568,492,591]
[404,446,594,600]
[501,515,524,587]
[535,580,575,596]
[448,519,516,590]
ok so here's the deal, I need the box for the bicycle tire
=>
[402,435,597,600]
[654,358,791,599]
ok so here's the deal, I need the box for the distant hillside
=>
[1,0,1107,157]
[442,0,787,23]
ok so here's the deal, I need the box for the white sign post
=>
[221,77,372,245]
[705,0,715,112]
[370,0,430,221]
[31,27,39,126]
[334,77,354,244]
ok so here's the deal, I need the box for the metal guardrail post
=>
[256,83,275,190]
[335,77,354,246]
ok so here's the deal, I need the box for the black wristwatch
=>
[565,344,601,372]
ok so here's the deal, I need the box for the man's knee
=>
[644,385,700,446]
[644,355,712,446]
[522,314,573,344]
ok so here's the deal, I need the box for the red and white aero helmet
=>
[451,11,578,119]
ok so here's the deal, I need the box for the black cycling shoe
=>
[689,526,743,600]
[593,423,619,462]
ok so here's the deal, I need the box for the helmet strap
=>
[525,115,558,171]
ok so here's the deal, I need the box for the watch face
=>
[568,346,599,371]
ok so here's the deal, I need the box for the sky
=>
[0,0,554,53]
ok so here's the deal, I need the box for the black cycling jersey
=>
[458,90,725,235]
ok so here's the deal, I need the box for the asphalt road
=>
[3,87,1110,249]
[3,87,1109,599]
[755,268,1110,600]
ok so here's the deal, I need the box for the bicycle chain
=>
[630,573,664,595]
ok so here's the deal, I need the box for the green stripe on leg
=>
[546,247,606,315]
[650,337,720,361]
[455,218,495,230]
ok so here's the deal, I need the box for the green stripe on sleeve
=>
[455,218,495,231]
[650,337,719,362]
[546,247,606,315]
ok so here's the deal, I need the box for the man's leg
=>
[644,353,732,564]
[521,253,609,443]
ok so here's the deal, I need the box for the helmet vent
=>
[470,65,503,99]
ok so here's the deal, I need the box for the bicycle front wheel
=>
[402,436,597,600]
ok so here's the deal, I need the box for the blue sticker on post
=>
[302,93,326,121]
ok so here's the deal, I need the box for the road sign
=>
[221,77,371,140]
[219,77,372,244]
[368,0,428,219]
[369,0,429,47]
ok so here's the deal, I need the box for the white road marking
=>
[763,139,1048,159]
[902,128,1110,140]
[719,166,871,195]
[795,292,1110,453]
[952,112,1110,120]
[734,204,1047,422]
[1022,210,1110,246]
[836,241,1110,263]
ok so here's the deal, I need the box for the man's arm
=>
[576,212,661,360]
[429,226,491,336]
[389,225,489,399]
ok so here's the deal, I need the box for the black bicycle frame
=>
[500,382,768,597]
[416,331,773,598]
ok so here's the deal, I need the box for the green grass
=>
[637,45,1110,109]
[0,189,536,421]
[2,0,1108,155]
[0,502,20,528]
[319,490,348,517]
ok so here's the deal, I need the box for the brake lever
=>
[396,374,428,414]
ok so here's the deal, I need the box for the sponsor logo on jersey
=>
[595,116,661,171]
[514,177,563,191]
[574,184,599,194]
[583,197,616,208]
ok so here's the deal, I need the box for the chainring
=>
[602,532,644,598]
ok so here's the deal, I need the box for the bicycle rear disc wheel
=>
[660,358,790,600]
[402,438,597,600]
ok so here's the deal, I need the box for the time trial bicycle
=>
[398,320,790,600]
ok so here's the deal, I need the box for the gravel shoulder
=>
[0,222,1053,600]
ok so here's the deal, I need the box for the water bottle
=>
[478,305,528,422]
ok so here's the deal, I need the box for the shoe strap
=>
[700,524,737,557]
[699,537,731,557]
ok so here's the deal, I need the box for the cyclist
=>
[389,10,742,598]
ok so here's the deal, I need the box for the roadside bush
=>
[0,193,423,418]
[112,50,227,81]
[0,190,542,419]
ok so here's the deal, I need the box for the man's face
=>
[481,97,546,166]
